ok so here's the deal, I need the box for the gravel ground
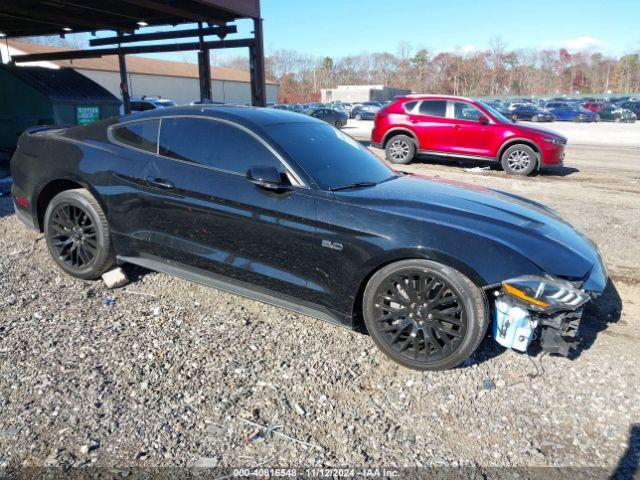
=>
[0,123,639,477]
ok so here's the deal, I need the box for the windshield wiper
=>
[329,181,378,192]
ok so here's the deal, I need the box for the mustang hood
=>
[337,175,603,285]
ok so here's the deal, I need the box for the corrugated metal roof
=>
[0,0,259,38]
[0,64,119,101]
[8,40,277,85]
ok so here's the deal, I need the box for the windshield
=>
[265,122,397,190]
[479,101,512,123]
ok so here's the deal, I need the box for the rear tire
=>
[44,188,115,280]
[385,134,416,165]
[501,144,537,176]
[362,259,488,371]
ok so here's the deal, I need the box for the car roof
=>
[400,94,475,102]
[120,105,325,129]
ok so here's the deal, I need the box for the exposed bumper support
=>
[536,308,583,356]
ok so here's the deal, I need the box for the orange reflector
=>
[503,283,550,308]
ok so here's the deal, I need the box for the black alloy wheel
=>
[48,203,98,269]
[44,188,115,280]
[363,260,488,370]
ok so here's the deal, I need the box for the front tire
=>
[363,259,488,371]
[385,135,416,165]
[501,144,537,176]
[44,188,115,280]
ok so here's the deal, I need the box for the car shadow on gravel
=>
[612,424,640,480]
[0,195,15,219]
[572,279,623,358]
[537,166,580,177]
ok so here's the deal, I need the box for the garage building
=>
[321,85,411,103]
[1,40,279,106]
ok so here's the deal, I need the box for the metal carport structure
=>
[0,0,267,112]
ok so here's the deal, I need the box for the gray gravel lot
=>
[0,122,639,476]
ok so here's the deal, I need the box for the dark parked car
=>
[350,105,378,120]
[546,105,599,122]
[597,105,637,123]
[487,101,512,117]
[618,101,640,118]
[509,105,555,122]
[10,106,607,370]
[304,107,348,128]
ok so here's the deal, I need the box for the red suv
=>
[583,101,606,112]
[371,95,567,175]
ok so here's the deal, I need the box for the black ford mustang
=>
[10,106,607,370]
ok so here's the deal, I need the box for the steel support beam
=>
[249,17,266,107]
[117,34,131,115]
[197,22,212,102]
[11,38,255,63]
[89,24,236,47]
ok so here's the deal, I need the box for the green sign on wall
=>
[76,106,100,125]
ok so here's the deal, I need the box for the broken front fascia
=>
[492,274,596,356]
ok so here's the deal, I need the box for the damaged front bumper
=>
[493,294,588,357]
[492,258,607,357]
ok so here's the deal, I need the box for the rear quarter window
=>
[110,120,159,153]
[402,101,418,113]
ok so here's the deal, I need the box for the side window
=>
[158,117,282,174]
[141,102,156,111]
[453,102,482,121]
[418,100,447,117]
[111,120,159,153]
[403,101,417,113]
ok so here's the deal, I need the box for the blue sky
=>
[90,0,640,64]
[257,0,640,57]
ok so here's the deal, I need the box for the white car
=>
[119,96,176,115]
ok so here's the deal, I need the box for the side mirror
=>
[479,115,490,125]
[247,166,288,191]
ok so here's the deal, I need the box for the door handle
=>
[148,178,175,189]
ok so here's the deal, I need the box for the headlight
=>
[544,137,565,146]
[502,275,590,312]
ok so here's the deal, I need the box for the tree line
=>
[218,40,640,103]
